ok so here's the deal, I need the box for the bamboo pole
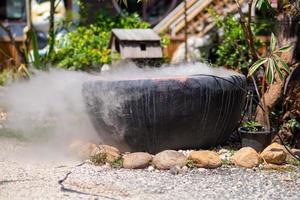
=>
[26,0,32,30]
[184,0,188,61]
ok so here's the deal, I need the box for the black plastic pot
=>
[82,74,247,153]
[239,127,274,152]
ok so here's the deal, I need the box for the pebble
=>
[178,150,193,157]
[0,111,7,120]
[230,167,239,172]
[218,149,229,154]
[182,166,188,173]
[147,166,155,172]
[282,176,293,182]
[220,154,228,160]
[169,166,181,175]
[197,168,207,172]
[102,162,111,170]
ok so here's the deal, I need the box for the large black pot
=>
[82,74,247,153]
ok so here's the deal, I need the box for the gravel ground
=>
[0,138,300,200]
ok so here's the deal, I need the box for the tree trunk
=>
[255,78,284,125]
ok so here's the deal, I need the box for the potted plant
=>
[239,121,274,152]
[238,32,292,151]
[234,0,294,152]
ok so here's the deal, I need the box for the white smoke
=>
[1,69,99,149]
[100,61,239,80]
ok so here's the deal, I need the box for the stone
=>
[231,147,261,168]
[285,148,300,161]
[188,150,222,169]
[69,140,98,160]
[218,149,229,154]
[291,149,300,157]
[122,152,152,169]
[260,143,287,165]
[0,111,7,120]
[90,146,100,157]
[169,166,182,175]
[178,150,192,157]
[147,166,155,172]
[197,168,207,172]
[153,150,187,170]
[182,166,188,173]
[220,154,228,161]
[98,144,121,163]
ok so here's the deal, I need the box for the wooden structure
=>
[0,22,26,70]
[153,0,246,58]
[84,0,182,26]
[154,0,245,38]
[0,0,74,69]
[109,29,163,60]
[0,0,27,69]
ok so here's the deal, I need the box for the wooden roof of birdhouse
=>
[110,29,161,42]
[109,29,163,60]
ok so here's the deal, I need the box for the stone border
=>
[69,140,300,173]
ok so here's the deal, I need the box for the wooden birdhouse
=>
[109,29,163,66]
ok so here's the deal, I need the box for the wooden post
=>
[48,0,55,57]
[26,0,32,30]
[184,0,188,61]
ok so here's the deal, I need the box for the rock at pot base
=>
[231,147,261,168]
[188,150,222,169]
[123,152,152,169]
[260,143,287,165]
[153,150,187,170]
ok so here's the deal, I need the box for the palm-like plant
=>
[248,33,292,84]
[247,32,292,129]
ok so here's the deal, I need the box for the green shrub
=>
[209,11,265,70]
[51,12,150,71]
[186,159,196,168]
[111,156,123,169]
[90,152,107,165]
[52,25,111,70]
[0,70,11,86]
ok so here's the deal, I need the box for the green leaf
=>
[256,0,272,10]
[256,0,264,9]
[23,46,30,65]
[121,0,128,7]
[266,58,274,84]
[30,30,40,69]
[275,44,293,53]
[272,57,283,81]
[270,33,276,52]
[248,58,268,76]
[274,54,291,74]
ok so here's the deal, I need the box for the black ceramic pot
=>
[239,127,274,152]
[82,74,247,153]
